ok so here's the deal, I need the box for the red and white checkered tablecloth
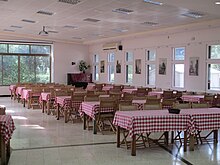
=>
[56,96,82,110]
[181,108,220,134]
[41,92,51,101]
[80,101,115,119]
[16,86,25,95]
[113,110,191,137]
[181,95,204,102]
[0,115,15,144]
[9,85,16,92]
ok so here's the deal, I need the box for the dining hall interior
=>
[1,0,220,165]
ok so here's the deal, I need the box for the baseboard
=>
[0,95,10,97]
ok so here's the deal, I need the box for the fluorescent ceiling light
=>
[112,28,128,33]
[37,10,54,16]
[215,1,220,5]
[112,8,134,14]
[58,0,81,5]
[141,21,158,26]
[182,11,204,19]
[144,0,163,6]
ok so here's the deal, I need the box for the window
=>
[93,54,99,81]
[207,44,220,91]
[145,50,156,86]
[108,52,115,82]
[173,47,185,88]
[125,52,133,83]
[0,43,51,85]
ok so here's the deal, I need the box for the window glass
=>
[174,64,184,88]
[36,56,50,83]
[126,52,133,62]
[31,45,50,54]
[108,65,114,82]
[147,50,156,61]
[2,55,18,85]
[9,44,29,54]
[147,64,156,85]
[108,53,115,62]
[174,47,185,60]
[126,65,133,83]
[20,56,36,83]
[0,44,7,53]
[209,45,220,59]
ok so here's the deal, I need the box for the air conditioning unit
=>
[102,42,120,50]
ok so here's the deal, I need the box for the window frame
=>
[125,51,133,84]
[172,47,185,89]
[0,43,51,86]
[145,49,156,87]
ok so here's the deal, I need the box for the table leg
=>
[171,131,174,144]
[28,98,31,109]
[189,134,195,151]
[131,134,136,156]
[93,119,97,134]
[0,134,6,165]
[117,126,120,148]
[184,131,187,152]
[23,99,25,107]
[64,109,68,123]
[83,113,87,130]
[214,130,218,143]
[164,131,169,145]
[47,101,50,115]
[42,100,45,113]
[57,104,60,120]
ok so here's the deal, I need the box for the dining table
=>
[55,96,82,123]
[181,95,204,103]
[80,101,115,134]
[113,110,191,156]
[0,115,16,165]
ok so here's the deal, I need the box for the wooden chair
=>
[172,102,191,144]
[146,98,161,105]
[191,102,211,144]
[173,102,191,109]
[119,104,146,149]
[84,95,99,102]
[68,94,85,123]
[202,94,215,107]
[143,103,162,110]
[136,87,148,97]
[191,103,210,108]
[162,90,173,99]
[96,98,117,134]
[161,98,176,109]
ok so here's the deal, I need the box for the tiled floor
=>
[1,97,220,165]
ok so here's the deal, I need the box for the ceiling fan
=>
[39,26,49,36]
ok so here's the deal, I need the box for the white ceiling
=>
[0,0,220,44]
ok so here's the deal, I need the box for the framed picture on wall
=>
[100,60,105,73]
[159,58,167,75]
[189,57,199,76]
[135,59,141,74]
[116,60,121,73]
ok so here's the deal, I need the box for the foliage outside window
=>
[0,43,51,85]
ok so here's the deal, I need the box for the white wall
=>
[88,25,220,92]
[0,40,89,95]
[53,42,89,84]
